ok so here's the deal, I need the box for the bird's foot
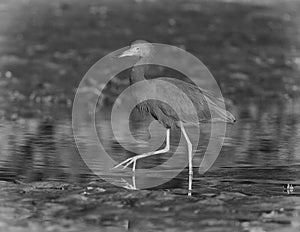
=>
[112,153,151,172]
[283,184,295,195]
[121,178,137,190]
[112,157,137,171]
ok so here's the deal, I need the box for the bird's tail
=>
[204,95,236,123]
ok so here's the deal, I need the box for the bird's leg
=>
[132,173,136,189]
[113,129,170,172]
[180,122,193,196]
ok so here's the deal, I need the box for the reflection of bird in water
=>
[113,41,236,195]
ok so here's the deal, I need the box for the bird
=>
[113,40,236,195]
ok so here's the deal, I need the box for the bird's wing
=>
[155,78,235,123]
[153,78,206,123]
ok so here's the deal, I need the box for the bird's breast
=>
[131,80,157,102]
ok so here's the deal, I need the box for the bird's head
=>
[119,40,153,59]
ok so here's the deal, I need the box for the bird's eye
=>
[136,47,140,50]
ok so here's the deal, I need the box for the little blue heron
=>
[113,41,236,195]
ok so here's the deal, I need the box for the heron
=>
[113,40,236,195]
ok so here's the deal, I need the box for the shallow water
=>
[1,97,300,185]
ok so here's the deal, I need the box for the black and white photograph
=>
[0,0,299,231]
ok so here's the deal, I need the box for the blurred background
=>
[0,0,300,231]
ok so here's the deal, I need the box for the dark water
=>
[1,0,300,231]
[0,97,300,231]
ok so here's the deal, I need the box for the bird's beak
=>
[118,48,139,58]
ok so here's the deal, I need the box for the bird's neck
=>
[130,64,147,85]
